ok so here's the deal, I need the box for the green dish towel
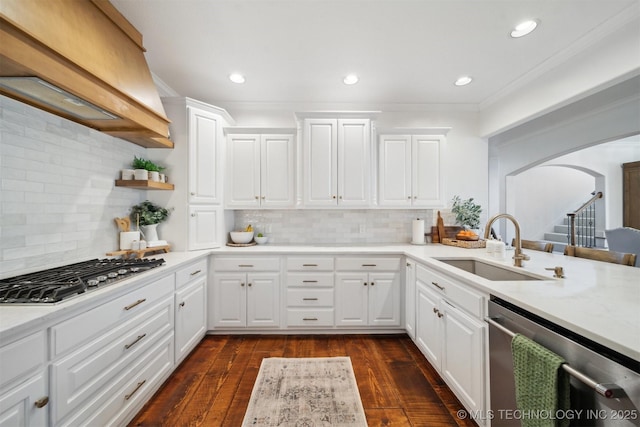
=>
[511,334,571,427]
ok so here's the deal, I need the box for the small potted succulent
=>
[131,156,165,181]
[130,200,171,242]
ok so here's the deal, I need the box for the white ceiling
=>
[111,0,638,107]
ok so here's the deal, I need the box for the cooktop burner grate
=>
[0,258,165,304]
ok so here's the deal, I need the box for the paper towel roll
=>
[412,219,425,244]
[120,231,140,250]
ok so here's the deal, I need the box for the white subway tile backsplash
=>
[233,209,434,244]
[1,95,146,277]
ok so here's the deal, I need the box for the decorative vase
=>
[133,169,149,180]
[141,223,159,242]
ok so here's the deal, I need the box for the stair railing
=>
[567,191,603,247]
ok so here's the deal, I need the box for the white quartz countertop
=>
[2,244,638,363]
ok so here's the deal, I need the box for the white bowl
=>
[255,236,269,245]
[230,231,254,244]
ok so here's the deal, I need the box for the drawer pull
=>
[238,264,254,267]
[190,269,202,276]
[303,264,318,267]
[179,301,185,307]
[302,280,318,283]
[124,298,146,311]
[303,298,318,301]
[125,380,146,400]
[431,281,445,290]
[34,397,49,408]
[362,264,377,267]
[125,333,147,350]
[303,317,318,321]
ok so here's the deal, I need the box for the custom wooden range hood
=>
[0,0,173,148]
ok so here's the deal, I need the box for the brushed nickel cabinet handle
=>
[302,264,318,267]
[363,282,368,286]
[303,298,318,301]
[303,317,318,321]
[190,269,202,276]
[238,264,254,267]
[125,334,147,350]
[370,282,375,286]
[241,283,245,287]
[302,280,318,283]
[362,264,377,267]
[125,380,146,400]
[248,283,252,287]
[179,301,185,307]
[431,281,445,290]
[34,397,49,408]
[124,298,146,311]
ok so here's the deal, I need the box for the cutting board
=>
[437,211,445,243]
[430,226,463,243]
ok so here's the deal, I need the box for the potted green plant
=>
[451,195,482,230]
[130,200,171,242]
[131,156,165,181]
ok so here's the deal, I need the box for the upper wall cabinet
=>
[188,106,223,204]
[225,129,296,209]
[299,114,376,207]
[378,129,448,208]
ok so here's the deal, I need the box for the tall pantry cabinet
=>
[148,97,235,251]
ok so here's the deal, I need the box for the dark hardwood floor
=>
[129,334,477,426]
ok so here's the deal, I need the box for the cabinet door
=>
[368,272,400,326]
[188,205,221,250]
[416,281,442,367]
[175,278,207,363]
[261,134,295,207]
[335,273,368,326]
[226,134,261,208]
[188,106,220,204]
[246,273,280,328]
[412,136,443,206]
[378,135,412,207]
[441,300,486,415]
[338,119,370,206]
[212,274,246,328]
[405,260,416,339]
[0,374,47,427]
[303,119,338,206]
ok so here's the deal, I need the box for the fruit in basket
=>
[456,229,479,241]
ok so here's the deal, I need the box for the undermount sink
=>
[434,258,545,281]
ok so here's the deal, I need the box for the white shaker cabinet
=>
[414,263,487,424]
[150,98,234,251]
[302,118,372,207]
[378,132,446,207]
[405,259,416,339]
[175,260,207,365]
[225,131,295,208]
[211,257,281,329]
[334,257,401,327]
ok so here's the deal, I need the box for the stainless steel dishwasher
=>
[487,296,640,426]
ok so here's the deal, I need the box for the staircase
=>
[543,215,606,253]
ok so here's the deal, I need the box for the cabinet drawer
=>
[417,264,484,318]
[176,259,207,289]
[213,257,280,271]
[0,331,45,390]
[335,257,401,271]
[286,272,334,287]
[287,288,334,306]
[51,296,173,423]
[286,308,334,327]
[58,335,173,427]
[51,274,174,358]
[286,257,334,271]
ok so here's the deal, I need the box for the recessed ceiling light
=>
[343,74,359,85]
[229,73,245,84]
[510,20,539,38]
[454,76,473,86]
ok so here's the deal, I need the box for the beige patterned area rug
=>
[242,357,367,426]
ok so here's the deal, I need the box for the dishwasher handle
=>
[485,316,622,399]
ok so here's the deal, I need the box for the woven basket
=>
[441,238,486,249]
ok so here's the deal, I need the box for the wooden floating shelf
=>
[115,180,174,190]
